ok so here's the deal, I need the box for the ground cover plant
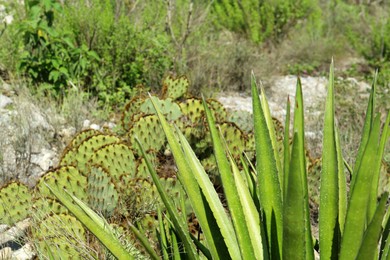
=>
[1,63,386,258]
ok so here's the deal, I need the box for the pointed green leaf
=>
[340,115,382,259]
[135,137,199,260]
[45,184,133,260]
[368,111,390,221]
[204,98,254,259]
[230,155,264,260]
[356,192,388,260]
[293,77,314,259]
[351,72,377,192]
[149,94,229,260]
[252,73,283,259]
[320,61,346,259]
[283,96,291,198]
[178,129,240,259]
[283,133,312,259]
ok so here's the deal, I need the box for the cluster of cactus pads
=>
[0,75,345,258]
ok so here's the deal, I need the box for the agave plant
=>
[48,62,389,259]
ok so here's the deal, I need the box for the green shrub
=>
[17,0,99,93]
[58,0,173,107]
[211,0,321,43]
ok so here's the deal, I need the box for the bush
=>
[16,0,99,94]
[57,0,174,107]
[211,0,322,44]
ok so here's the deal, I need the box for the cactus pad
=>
[228,109,254,133]
[89,143,136,189]
[179,98,205,125]
[0,182,32,225]
[128,115,166,154]
[36,165,87,202]
[69,129,101,150]
[219,122,247,159]
[33,213,87,259]
[33,197,69,217]
[206,98,228,122]
[121,95,146,131]
[161,75,189,101]
[60,134,120,174]
[87,166,119,216]
[139,96,182,121]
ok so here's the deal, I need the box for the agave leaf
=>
[135,137,199,260]
[335,127,347,232]
[229,155,264,260]
[177,129,239,259]
[251,73,283,259]
[45,184,133,260]
[158,207,169,260]
[283,133,311,259]
[258,76,283,180]
[356,192,388,260]
[292,77,313,259]
[240,154,257,203]
[380,208,390,259]
[149,94,229,260]
[351,72,377,192]
[368,111,390,221]
[339,114,382,259]
[283,96,291,198]
[203,98,255,259]
[320,61,347,259]
[129,224,160,260]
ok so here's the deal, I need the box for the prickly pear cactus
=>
[201,155,217,173]
[60,134,120,174]
[89,143,136,189]
[0,182,32,225]
[179,97,205,125]
[128,177,160,212]
[121,95,146,131]
[219,122,247,159]
[33,213,88,259]
[87,166,119,217]
[245,133,256,160]
[161,75,189,101]
[36,165,87,202]
[228,109,254,133]
[206,98,228,122]
[33,197,69,217]
[69,129,101,150]
[136,152,158,178]
[128,115,166,154]
[139,96,182,121]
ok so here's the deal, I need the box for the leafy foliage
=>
[212,0,321,43]
[17,0,99,92]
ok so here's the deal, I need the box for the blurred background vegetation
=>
[0,0,388,111]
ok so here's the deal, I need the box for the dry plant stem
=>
[165,0,193,68]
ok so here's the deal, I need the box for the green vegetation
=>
[0,0,388,108]
[0,69,389,258]
[0,0,389,258]
[43,64,388,259]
